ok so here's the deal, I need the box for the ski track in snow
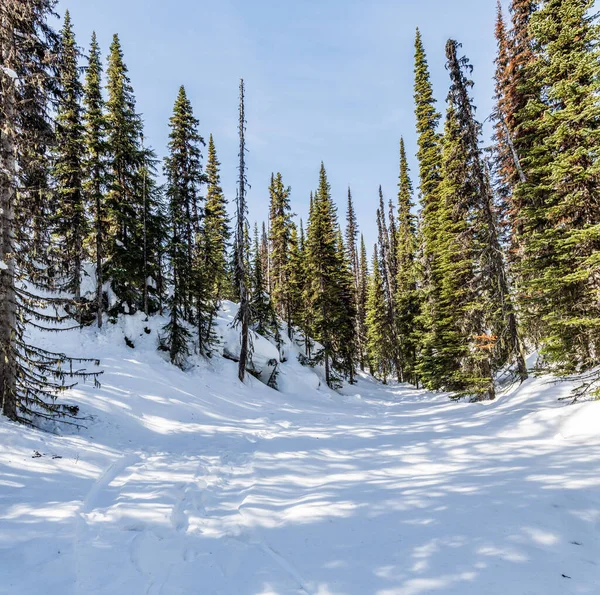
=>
[2,307,600,594]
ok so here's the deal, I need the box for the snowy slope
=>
[1,306,600,594]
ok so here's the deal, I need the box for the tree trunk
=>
[0,65,18,420]
[96,174,103,328]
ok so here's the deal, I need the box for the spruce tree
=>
[162,86,204,367]
[286,223,305,340]
[1,0,100,423]
[376,187,401,380]
[345,188,359,281]
[333,228,357,383]
[366,246,393,383]
[345,188,362,369]
[200,134,230,345]
[105,34,148,313]
[492,0,536,264]
[250,223,278,339]
[83,32,109,328]
[53,11,87,310]
[357,234,369,371]
[305,163,342,387]
[413,28,445,388]
[298,219,315,357]
[268,172,293,335]
[395,138,420,384]
[439,39,526,398]
[521,0,600,372]
[261,221,270,293]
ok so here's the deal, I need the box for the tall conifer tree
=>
[200,134,230,343]
[83,32,109,328]
[105,34,148,313]
[413,28,444,386]
[1,0,100,422]
[268,172,293,334]
[366,246,393,383]
[162,86,204,367]
[395,138,420,384]
[53,11,87,308]
[306,163,342,387]
[521,0,600,371]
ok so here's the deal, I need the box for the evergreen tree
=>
[268,172,293,335]
[200,134,230,345]
[162,86,204,367]
[520,0,600,372]
[305,163,343,387]
[439,40,525,398]
[345,188,362,369]
[105,34,148,313]
[357,234,369,371]
[286,223,305,339]
[366,246,393,383]
[1,0,100,422]
[376,186,401,379]
[492,0,536,264]
[395,138,420,384]
[298,219,315,357]
[250,224,278,339]
[83,32,109,328]
[413,28,445,388]
[345,187,359,287]
[333,228,358,383]
[53,11,87,310]
[261,221,270,293]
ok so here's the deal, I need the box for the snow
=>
[0,66,18,80]
[1,306,600,594]
[0,260,7,270]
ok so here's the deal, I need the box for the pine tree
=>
[305,163,342,387]
[261,221,270,293]
[200,134,230,345]
[162,86,204,367]
[298,219,315,357]
[376,186,401,380]
[333,228,357,383]
[345,187,359,287]
[53,11,87,310]
[506,0,543,300]
[413,28,445,388]
[250,223,278,339]
[395,138,420,384]
[105,34,148,313]
[345,188,362,368]
[366,246,393,383]
[268,172,293,335]
[492,0,536,264]
[493,2,522,241]
[1,0,100,423]
[286,222,305,340]
[357,234,369,371]
[520,0,600,372]
[83,32,109,328]
[439,39,526,398]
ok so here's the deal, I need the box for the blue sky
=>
[61,0,505,249]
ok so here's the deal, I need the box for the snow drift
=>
[1,304,600,594]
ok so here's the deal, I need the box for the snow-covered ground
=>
[2,306,600,594]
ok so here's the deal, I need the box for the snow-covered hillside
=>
[2,306,600,594]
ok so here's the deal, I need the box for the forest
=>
[1,0,599,424]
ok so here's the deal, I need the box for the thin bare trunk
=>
[0,61,18,419]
